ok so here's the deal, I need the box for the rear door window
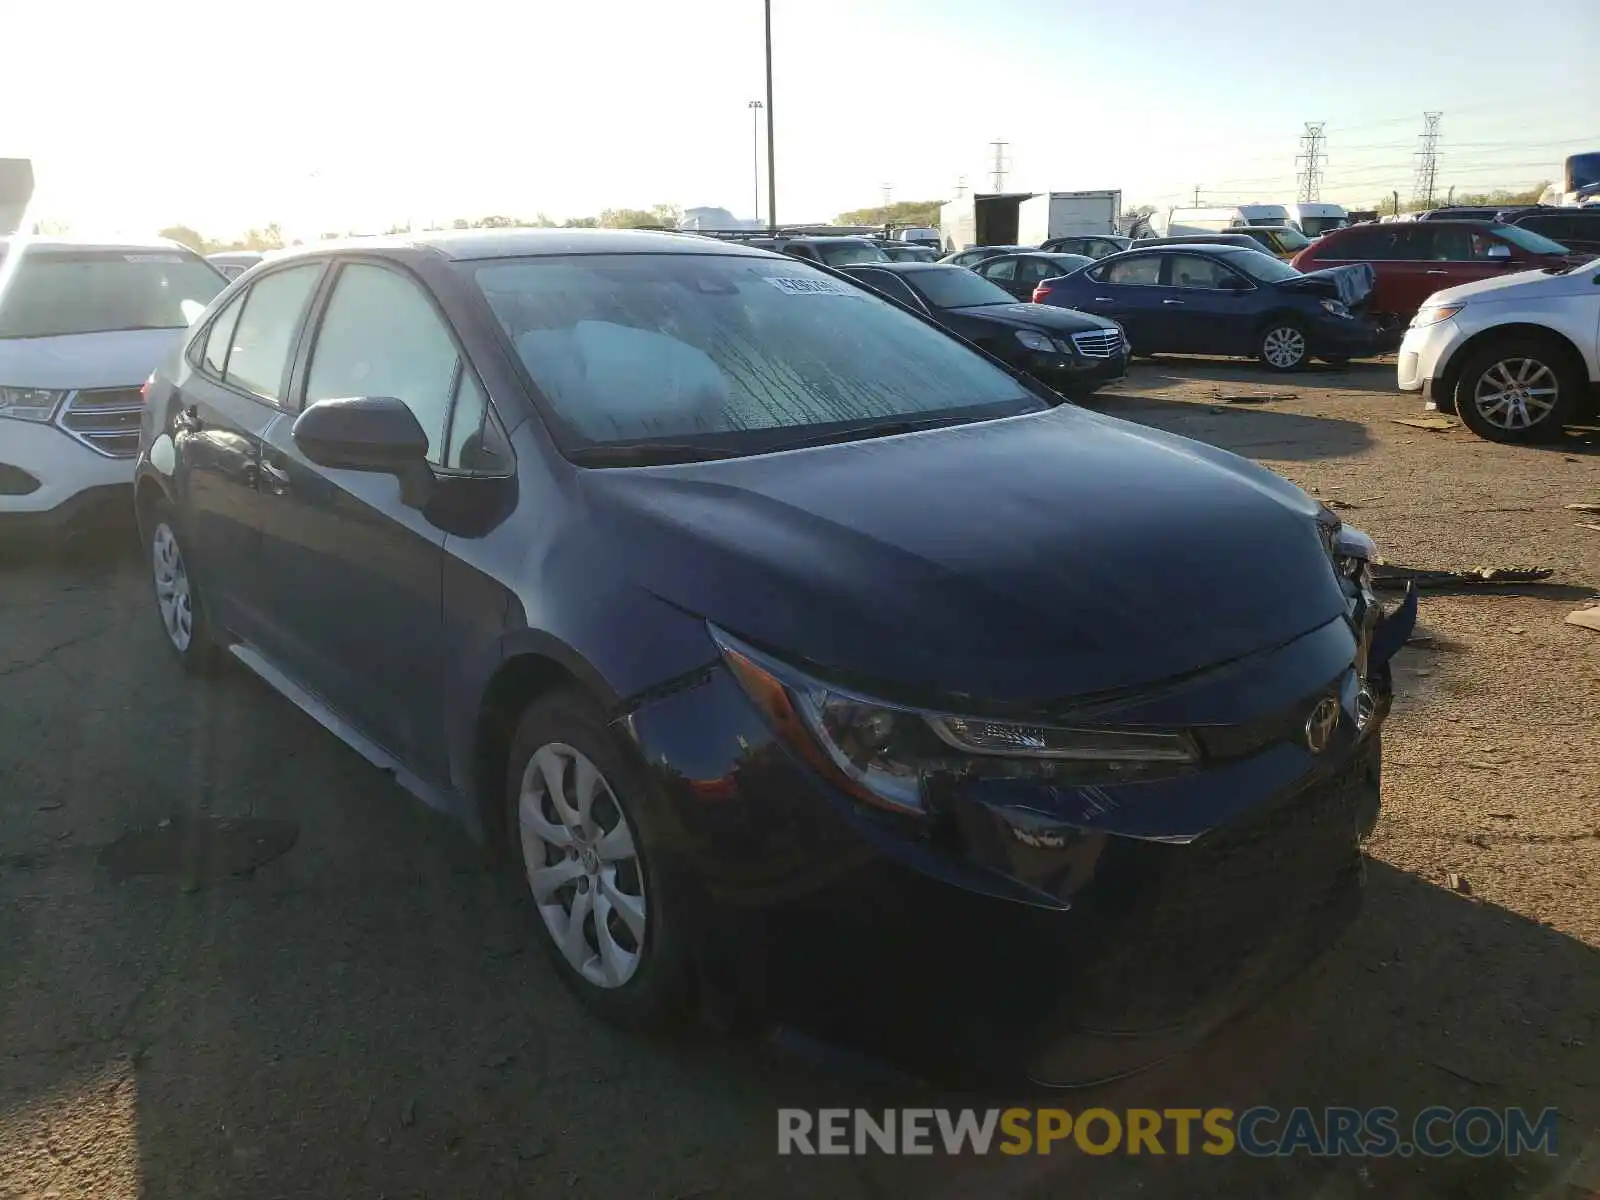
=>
[219,264,323,404]
[201,292,245,376]
[1102,256,1162,285]
[978,257,1018,281]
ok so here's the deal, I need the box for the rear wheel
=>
[1257,319,1310,372]
[1452,337,1580,443]
[148,501,219,674]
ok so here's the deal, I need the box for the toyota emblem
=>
[1304,696,1340,754]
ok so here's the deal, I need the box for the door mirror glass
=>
[292,395,435,505]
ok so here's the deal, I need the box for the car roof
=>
[267,228,778,265]
[842,261,959,274]
[0,234,197,255]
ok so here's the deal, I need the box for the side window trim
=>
[207,262,327,410]
[297,256,513,478]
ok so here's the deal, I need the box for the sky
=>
[4,0,1597,239]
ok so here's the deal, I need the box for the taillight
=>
[140,373,154,403]
[1032,284,1053,304]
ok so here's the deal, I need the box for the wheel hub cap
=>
[518,743,647,989]
[1475,358,1556,430]
[151,523,193,652]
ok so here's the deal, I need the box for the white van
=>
[1152,204,1292,236]
[1283,203,1349,237]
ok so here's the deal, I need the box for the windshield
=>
[818,241,889,266]
[1228,250,1302,283]
[1300,216,1348,237]
[1494,224,1570,256]
[472,254,1038,453]
[1566,152,1600,192]
[1264,227,1312,252]
[0,249,226,338]
[906,267,1019,309]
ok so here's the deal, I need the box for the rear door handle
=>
[1424,269,1449,275]
[1094,296,1114,302]
[1162,299,1185,306]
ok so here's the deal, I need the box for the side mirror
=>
[292,396,435,507]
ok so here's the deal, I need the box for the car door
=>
[1076,254,1167,350]
[974,255,1027,299]
[172,262,326,640]
[1161,253,1255,354]
[1012,256,1065,301]
[252,259,475,783]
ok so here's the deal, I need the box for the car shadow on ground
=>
[1092,389,1373,463]
[1122,356,1402,397]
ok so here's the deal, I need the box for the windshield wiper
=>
[765,415,973,453]
[568,442,743,466]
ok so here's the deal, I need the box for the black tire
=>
[505,687,692,1031]
[146,500,220,674]
[1257,318,1310,372]
[1451,336,1581,444]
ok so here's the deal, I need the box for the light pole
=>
[763,0,776,232]
[747,100,763,224]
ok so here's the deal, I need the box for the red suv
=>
[1291,220,1580,327]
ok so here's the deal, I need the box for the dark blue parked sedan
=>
[1033,243,1379,371]
[133,229,1414,1086]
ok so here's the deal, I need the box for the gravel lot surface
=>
[3,358,1597,1199]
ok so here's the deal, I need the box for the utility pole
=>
[955,175,967,200]
[881,183,892,207]
[1412,111,1442,210]
[1296,121,1327,203]
[1193,184,1201,206]
[989,140,1009,192]
[747,100,763,223]
[763,0,776,231]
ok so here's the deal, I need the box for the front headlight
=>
[1319,298,1351,319]
[1317,505,1376,581]
[1014,329,1056,352]
[1410,303,1462,328]
[712,626,1197,816]
[0,386,68,422]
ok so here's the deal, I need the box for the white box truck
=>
[1015,190,1122,245]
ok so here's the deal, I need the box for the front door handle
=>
[1094,296,1114,302]
[1162,299,1186,306]
[1424,269,1449,275]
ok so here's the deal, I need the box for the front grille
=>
[57,387,144,458]
[1071,328,1123,358]
[1067,757,1371,1034]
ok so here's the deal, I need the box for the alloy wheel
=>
[518,742,647,989]
[1262,326,1307,369]
[152,523,193,652]
[1472,358,1558,431]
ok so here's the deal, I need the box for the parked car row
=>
[118,226,1414,1086]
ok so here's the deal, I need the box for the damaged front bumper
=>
[619,531,1419,1086]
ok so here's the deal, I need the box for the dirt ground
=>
[3,357,1598,1199]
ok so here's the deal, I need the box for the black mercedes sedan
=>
[133,229,1415,1087]
[839,261,1128,398]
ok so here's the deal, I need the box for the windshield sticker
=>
[763,275,859,296]
[124,254,185,263]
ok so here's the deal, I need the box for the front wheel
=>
[506,689,693,1030]
[148,502,219,674]
[1257,320,1309,372]
[1452,338,1579,443]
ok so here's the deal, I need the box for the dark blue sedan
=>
[132,229,1413,1086]
[1033,244,1378,371]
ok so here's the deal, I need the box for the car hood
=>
[0,327,186,389]
[944,302,1115,334]
[1421,258,1600,304]
[578,407,1348,705]
[1275,263,1374,306]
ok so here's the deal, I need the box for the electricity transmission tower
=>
[1296,122,1327,202]
[881,183,892,206]
[989,140,1010,192]
[1412,112,1443,208]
